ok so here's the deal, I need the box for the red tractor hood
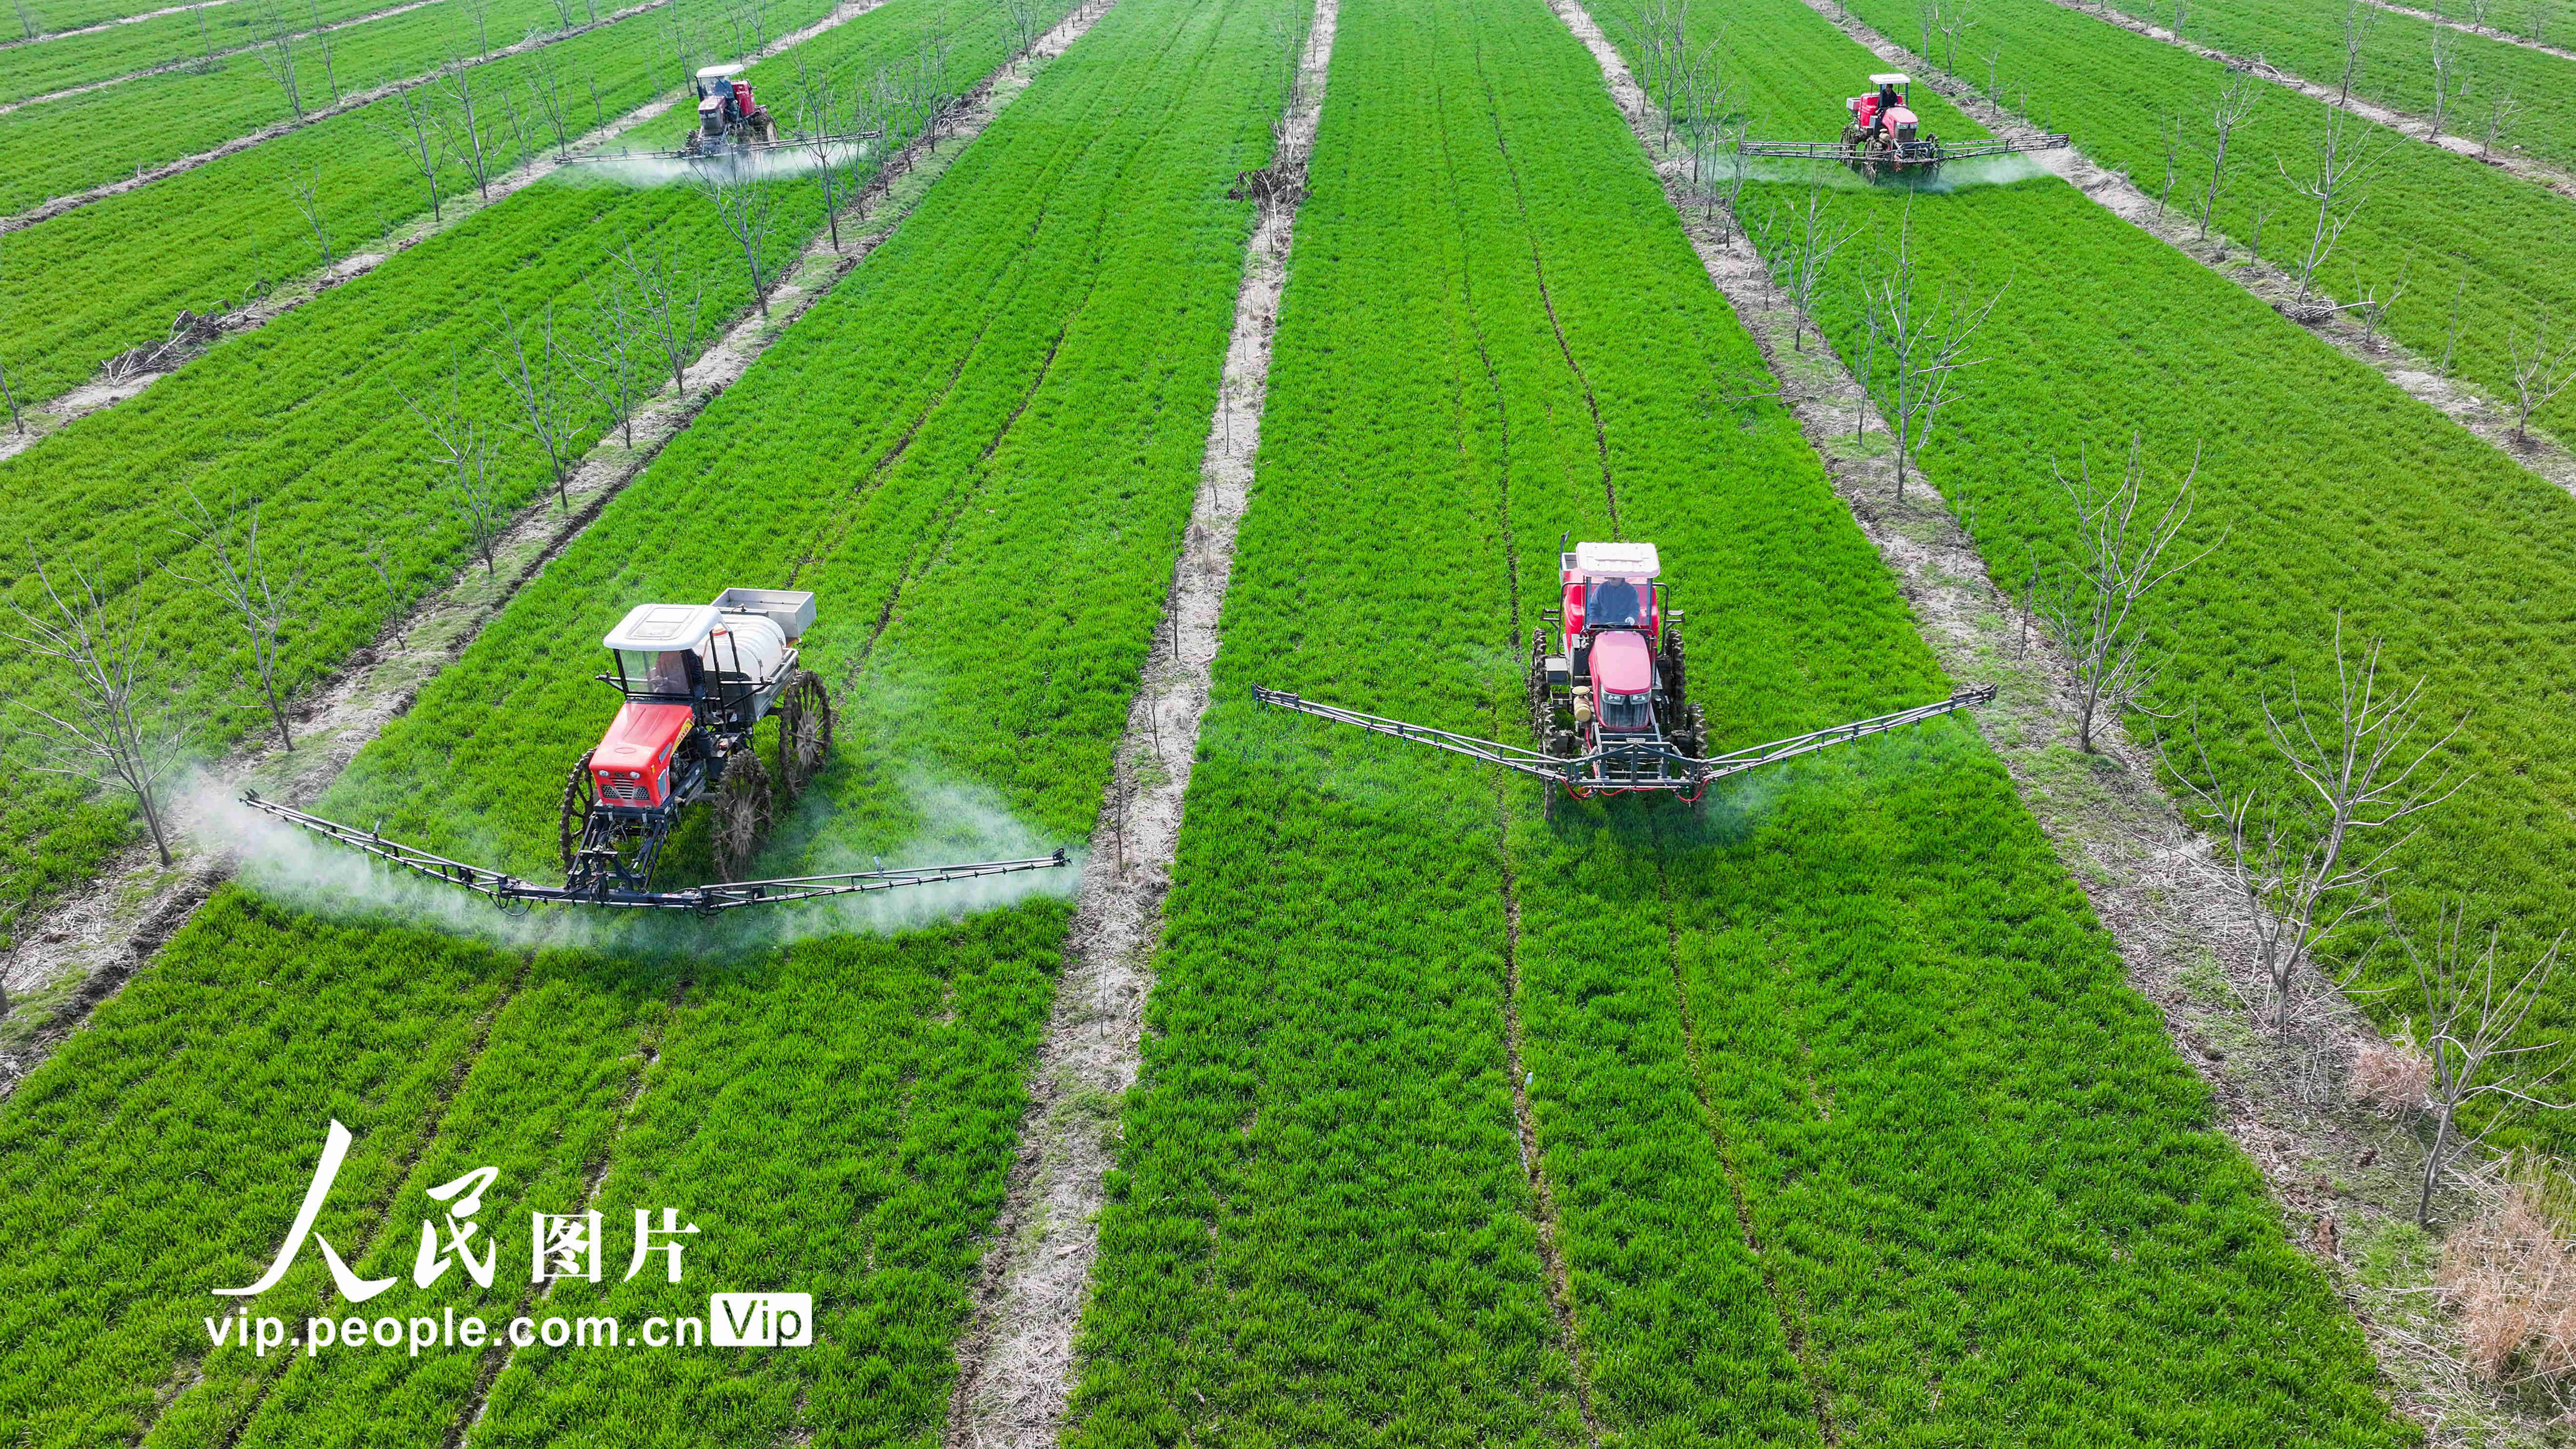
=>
[598,701,693,765]
[1592,630,1655,694]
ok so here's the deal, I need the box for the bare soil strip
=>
[938,4,1333,1443]
[0,0,675,233]
[0,0,888,458]
[1806,0,2576,499]
[1554,1,2556,1439]
[0,0,439,116]
[2364,0,2576,60]
[0,6,1084,1097]
[0,0,247,49]
[1494,813,1607,1448]
[2032,0,2576,199]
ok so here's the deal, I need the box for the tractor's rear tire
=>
[712,754,774,882]
[777,670,834,800]
[559,750,597,875]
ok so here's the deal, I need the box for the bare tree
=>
[2522,0,2558,40]
[0,239,24,434]
[1863,203,2006,500]
[2,557,190,866]
[287,165,334,271]
[2505,308,2576,443]
[1005,0,1046,60]
[373,86,445,221]
[461,0,492,57]
[2163,623,2470,1037]
[526,50,574,159]
[613,236,707,397]
[2347,261,2409,350]
[438,61,498,202]
[1767,183,1858,352]
[2441,266,2467,375]
[248,0,305,119]
[1935,0,1973,74]
[2392,903,2570,1225]
[2277,109,2390,305]
[2463,0,2498,30]
[791,60,852,253]
[2197,66,2260,245]
[305,0,341,101]
[573,273,650,447]
[491,305,581,509]
[2339,0,2379,104]
[2036,434,2221,752]
[2155,112,2183,218]
[2477,83,2527,156]
[400,381,509,575]
[167,489,306,751]
[2428,29,2473,140]
[690,164,780,318]
[11,0,35,41]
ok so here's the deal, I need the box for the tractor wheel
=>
[1680,703,1710,759]
[559,750,597,875]
[712,753,774,882]
[776,670,834,800]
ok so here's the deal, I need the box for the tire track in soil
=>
[1432,23,1605,1439]
[443,972,690,1447]
[0,0,891,452]
[1787,0,2576,502]
[939,2,1334,1441]
[152,949,540,1449]
[1468,49,1619,543]
[0,7,1094,1101]
[1644,832,1840,1444]
[0,0,671,233]
[1555,0,2557,1435]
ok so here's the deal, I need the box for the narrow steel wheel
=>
[559,750,597,875]
[712,753,773,882]
[776,670,835,800]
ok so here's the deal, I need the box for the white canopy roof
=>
[604,603,720,653]
[1574,541,1661,578]
[1869,72,1910,85]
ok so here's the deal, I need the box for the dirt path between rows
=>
[2362,0,2576,61]
[0,0,439,116]
[0,0,672,234]
[0,0,892,461]
[0,3,1097,1098]
[1806,1,2576,501]
[1556,0,2553,1441]
[0,0,247,49]
[2034,0,2576,199]
[937,4,1332,1443]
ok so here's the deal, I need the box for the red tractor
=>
[245,588,1068,912]
[683,64,777,158]
[1255,540,1994,815]
[1737,72,2068,182]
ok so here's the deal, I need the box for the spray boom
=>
[238,792,1069,915]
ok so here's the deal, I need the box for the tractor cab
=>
[694,64,750,134]
[593,589,815,811]
[1556,540,1665,653]
[1850,73,1914,138]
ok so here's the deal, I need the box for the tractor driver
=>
[1588,578,1647,629]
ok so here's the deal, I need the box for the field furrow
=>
[1069,0,2413,1438]
[1599,0,2576,1148]
[0,0,1299,1438]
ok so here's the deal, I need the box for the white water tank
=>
[697,611,788,682]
